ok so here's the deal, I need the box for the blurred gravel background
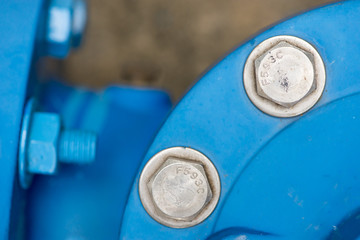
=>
[50,0,332,100]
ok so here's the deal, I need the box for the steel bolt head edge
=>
[255,41,316,108]
[243,35,326,117]
[139,147,221,228]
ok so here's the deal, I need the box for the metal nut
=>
[27,113,61,175]
[46,0,73,58]
[139,147,221,228]
[255,41,316,108]
[46,0,88,57]
[18,99,98,189]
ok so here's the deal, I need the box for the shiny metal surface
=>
[149,158,212,220]
[244,35,326,117]
[139,147,220,228]
[255,41,315,107]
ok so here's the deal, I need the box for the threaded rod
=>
[58,130,97,164]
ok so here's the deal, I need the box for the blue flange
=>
[119,1,360,239]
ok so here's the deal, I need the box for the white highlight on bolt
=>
[48,7,71,43]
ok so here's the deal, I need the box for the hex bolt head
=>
[46,0,88,58]
[148,158,212,221]
[27,113,61,175]
[46,0,73,58]
[255,41,316,108]
[139,147,221,228]
[243,36,326,117]
[18,99,98,189]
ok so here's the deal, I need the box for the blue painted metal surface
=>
[0,1,44,239]
[2,0,360,239]
[26,81,172,239]
[119,1,360,239]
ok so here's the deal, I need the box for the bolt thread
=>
[58,130,97,164]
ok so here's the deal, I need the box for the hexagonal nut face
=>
[254,41,316,108]
[27,113,61,175]
[147,157,212,221]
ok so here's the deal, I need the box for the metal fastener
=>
[18,99,97,189]
[244,35,326,117]
[139,147,221,228]
[46,0,87,58]
[255,41,316,108]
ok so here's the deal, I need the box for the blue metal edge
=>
[0,0,45,239]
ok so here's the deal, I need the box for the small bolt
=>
[148,158,212,221]
[26,112,97,174]
[46,0,87,58]
[255,41,316,108]
[139,147,221,228]
[19,100,97,189]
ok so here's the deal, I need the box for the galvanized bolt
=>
[255,41,316,108]
[19,100,97,189]
[243,36,326,117]
[148,158,212,221]
[139,147,221,228]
